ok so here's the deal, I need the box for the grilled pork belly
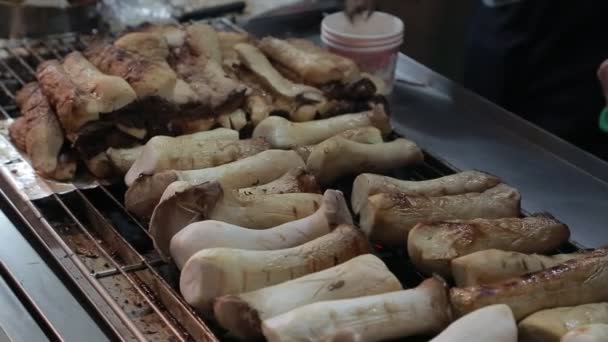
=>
[450,249,608,321]
[259,37,359,85]
[9,83,76,180]
[408,214,571,277]
[360,183,521,246]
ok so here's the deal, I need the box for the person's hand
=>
[344,0,375,20]
[598,59,608,132]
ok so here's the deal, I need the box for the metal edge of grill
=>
[0,18,584,342]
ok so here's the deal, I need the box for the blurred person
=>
[464,0,608,159]
[346,0,608,159]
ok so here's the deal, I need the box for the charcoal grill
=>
[0,18,584,342]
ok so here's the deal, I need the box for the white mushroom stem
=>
[237,167,319,197]
[295,126,384,162]
[351,170,501,214]
[179,225,370,312]
[213,254,402,340]
[306,137,423,185]
[234,43,321,99]
[125,150,304,219]
[253,105,391,148]
[519,304,608,342]
[125,137,267,186]
[562,324,608,342]
[430,305,517,342]
[261,277,452,342]
[150,181,323,260]
[124,128,240,185]
[106,145,143,174]
[169,189,352,269]
[452,249,582,287]
[360,183,521,246]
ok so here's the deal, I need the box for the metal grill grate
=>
[0,19,581,342]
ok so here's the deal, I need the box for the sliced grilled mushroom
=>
[430,305,517,342]
[123,128,240,185]
[106,145,143,175]
[452,249,582,287]
[360,183,521,246]
[169,189,348,269]
[294,126,383,161]
[253,105,390,148]
[213,254,402,340]
[306,137,423,185]
[351,171,501,214]
[408,215,571,278]
[519,304,608,342]
[180,225,370,312]
[125,150,304,219]
[258,37,359,85]
[125,137,267,187]
[562,324,608,342]
[150,181,322,260]
[450,249,608,321]
[237,167,319,197]
[261,277,451,342]
[234,43,321,99]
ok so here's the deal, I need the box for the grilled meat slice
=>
[9,83,76,180]
[450,249,608,321]
[259,37,359,85]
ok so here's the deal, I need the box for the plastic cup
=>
[321,11,404,94]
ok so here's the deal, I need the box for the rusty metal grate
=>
[0,19,582,342]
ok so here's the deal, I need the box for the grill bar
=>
[51,191,188,342]
[93,259,164,279]
[0,172,137,342]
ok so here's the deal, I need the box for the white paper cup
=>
[322,11,404,93]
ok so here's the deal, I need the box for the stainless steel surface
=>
[392,54,608,248]
[0,196,107,342]
[0,270,48,342]
[0,1,99,39]
[0,259,63,341]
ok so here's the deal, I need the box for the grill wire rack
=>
[0,19,582,342]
